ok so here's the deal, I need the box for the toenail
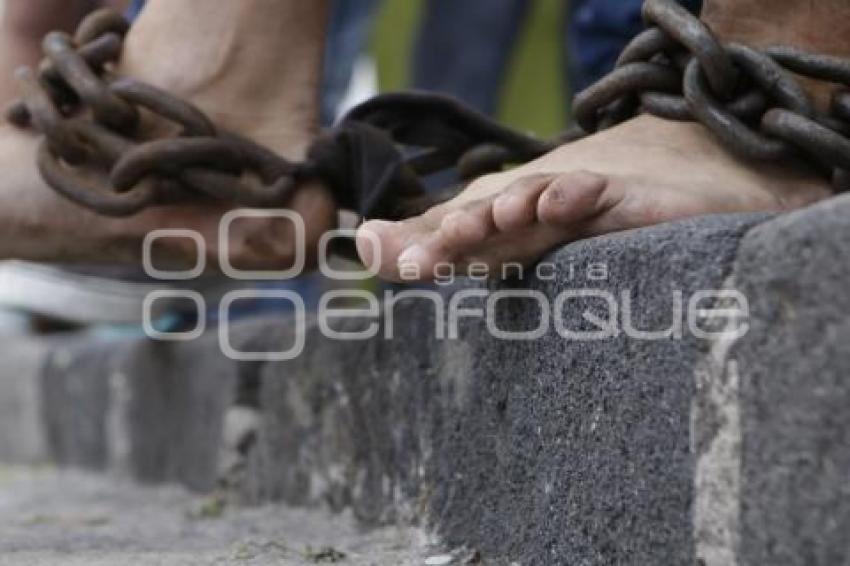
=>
[544,187,569,204]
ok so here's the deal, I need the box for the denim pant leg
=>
[322,0,380,124]
[412,0,532,116]
[127,0,145,20]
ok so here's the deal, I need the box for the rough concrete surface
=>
[0,467,433,566]
[236,213,765,566]
[730,197,850,566]
[4,195,850,565]
[41,330,238,492]
[0,339,49,464]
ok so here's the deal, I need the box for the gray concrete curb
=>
[3,196,849,565]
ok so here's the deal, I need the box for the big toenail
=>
[545,188,568,204]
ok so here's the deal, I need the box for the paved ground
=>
[0,467,439,566]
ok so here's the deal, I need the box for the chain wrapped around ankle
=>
[8,2,850,226]
[572,0,850,192]
[5,8,554,221]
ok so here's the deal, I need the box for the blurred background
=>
[357,0,568,136]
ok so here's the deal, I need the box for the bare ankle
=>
[0,0,95,81]
[122,0,328,138]
[1,0,95,38]
[701,0,850,109]
[703,0,850,56]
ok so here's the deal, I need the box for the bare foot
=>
[0,0,336,271]
[358,0,850,283]
[357,114,831,281]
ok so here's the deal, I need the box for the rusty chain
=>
[5,8,557,222]
[7,1,850,227]
[573,0,850,192]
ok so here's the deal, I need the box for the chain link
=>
[642,0,740,98]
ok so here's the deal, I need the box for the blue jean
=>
[567,0,702,92]
[413,0,702,115]
[412,0,531,116]
[322,0,380,124]
[127,0,144,20]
